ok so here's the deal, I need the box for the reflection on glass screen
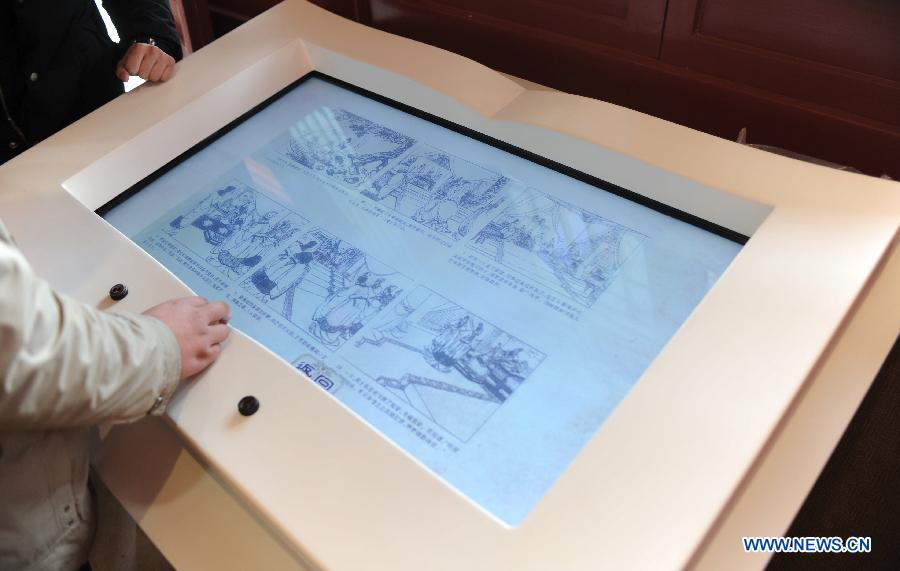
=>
[103,76,742,525]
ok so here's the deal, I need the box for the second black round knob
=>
[238,396,260,416]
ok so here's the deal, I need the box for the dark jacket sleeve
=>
[103,0,184,61]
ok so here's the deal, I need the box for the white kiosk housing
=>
[0,2,897,569]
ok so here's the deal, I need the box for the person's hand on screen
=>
[116,42,176,83]
[143,297,230,379]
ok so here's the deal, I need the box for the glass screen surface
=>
[103,75,742,525]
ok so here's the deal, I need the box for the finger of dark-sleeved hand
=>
[122,46,146,76]
[147,58,169,83]
[161,63,175,82]
[115,62,130,82]
[205,300,231,324]
[137,50,157,79]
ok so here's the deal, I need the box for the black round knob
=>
[109,283,128,301]
[238,396,260,416]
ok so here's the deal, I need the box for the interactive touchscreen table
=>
[102,74,742,525]
[1,1,897,569]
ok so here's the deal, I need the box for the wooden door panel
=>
[662,0,900,127]
[311,0,366,20]
[438,0,629,19]
[698,0,900,81]
[206,0,360,28]
[370,0,669,57]
[423,0,630,35]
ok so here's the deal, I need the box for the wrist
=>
[132,35,157,47]
[130,35,181,61]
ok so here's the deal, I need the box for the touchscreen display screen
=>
[102,74,743,525]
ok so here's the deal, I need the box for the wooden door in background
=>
[662,0,900,126]
[368,0,669,58]
[658,0,900,177]
[205,0,363,34]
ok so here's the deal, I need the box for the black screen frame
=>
[97,71,748,245]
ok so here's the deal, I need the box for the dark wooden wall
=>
[191,0,900,179]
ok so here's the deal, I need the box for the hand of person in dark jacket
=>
[116,42,176,83]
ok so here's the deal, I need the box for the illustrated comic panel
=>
[361,144,512,241]
[470,188,647,307]
[240,227,410,351]
[162,179,309,280]
[347,286,545,442]
[280,106,416,188]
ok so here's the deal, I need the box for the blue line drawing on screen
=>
[161,180,309,279]
[284,107,416,187]
[471,188,647,307]
[242,227,408,350]
[360,144,511,240]
[350,286,545,441]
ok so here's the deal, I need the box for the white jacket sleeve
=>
[0,231,182,430]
